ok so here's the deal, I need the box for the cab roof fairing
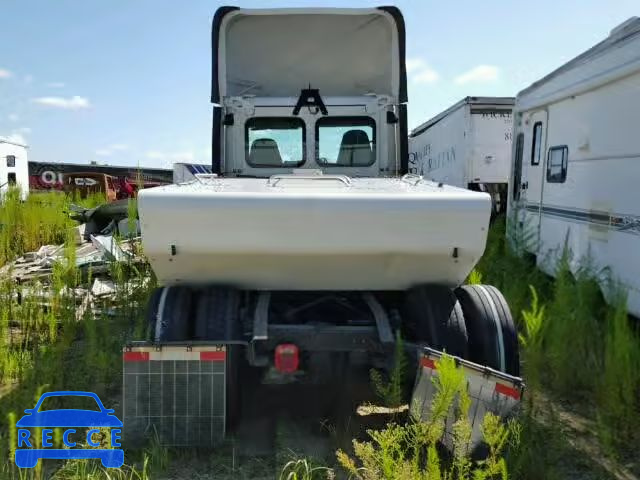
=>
[211,6,407,104]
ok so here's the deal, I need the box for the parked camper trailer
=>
[508,17,640,318]
[409,97,514,213]
[172,162,213,183]
[0,138,29,200]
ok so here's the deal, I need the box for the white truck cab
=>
[211,7,408,179]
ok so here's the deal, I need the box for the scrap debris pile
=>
[0,200,146,310]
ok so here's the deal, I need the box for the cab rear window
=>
[316,117,376,167]
[245,117,305,168]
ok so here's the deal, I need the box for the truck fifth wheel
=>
[122,6,523,451]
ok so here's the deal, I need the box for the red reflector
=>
[275,344,299,374]
[123,351,149,362]
[200,351,226,362]
[494,382,521,400]
[420,357,436,370]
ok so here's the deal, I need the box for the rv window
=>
[531,122,543,166]
[245,117,305,168]
[7,173,16,185]
[513,133,524,201]
[546,146,568,183]
[316,117,376,167]
[6,155,16,168]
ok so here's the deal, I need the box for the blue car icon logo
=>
[15,391,124,469]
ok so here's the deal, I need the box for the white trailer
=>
[172,162,213,183]
[508,17,640,317]
[0,138,29,200]
[409,97,514,213]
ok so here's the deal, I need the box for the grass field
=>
[475,217,640,479]
[0,190,638,479]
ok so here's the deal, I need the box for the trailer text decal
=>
[408,146,456,175]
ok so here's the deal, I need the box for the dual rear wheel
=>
[404,284,519,376]
[144,285,243,428]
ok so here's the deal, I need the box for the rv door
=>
[520,110,547,248]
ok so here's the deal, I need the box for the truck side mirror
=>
[386,111,398,124]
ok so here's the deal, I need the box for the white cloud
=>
[0,69,12,79]
[412,68,440,84]
[2,132,27,145]
[145,151,164,160]
[454,65,499,85]
[8,113,19,122]
[406,58,426,74]
[95,143,129,156]
[46,82,66,88]
[31,95,91,110]
[406,57,440,84]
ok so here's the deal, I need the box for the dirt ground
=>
[138,383,639,480]
[533,392,639,480]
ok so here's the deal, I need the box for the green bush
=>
[478,216,640,458]
[337,355,517,480]
[597,290,640,452]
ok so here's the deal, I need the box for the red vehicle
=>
[28,161,173,199]
[63,172,118,202]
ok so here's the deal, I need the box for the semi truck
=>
[122,6,523,451]
[409,97,515,215]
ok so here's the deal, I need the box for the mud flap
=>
[122,343,227,447]
[410,348,523,452]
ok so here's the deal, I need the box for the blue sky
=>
[0,0,637,168]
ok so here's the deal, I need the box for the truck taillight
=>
[274,344,299,373]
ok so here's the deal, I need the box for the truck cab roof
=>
[210,7,409,177]
[211,7,407,103]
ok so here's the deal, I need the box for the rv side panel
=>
[531,70,640,316]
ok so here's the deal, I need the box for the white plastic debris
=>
[90,234,129,262]
[91,278,117,298]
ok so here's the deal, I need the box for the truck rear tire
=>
[454,285,519,376]
[145,288,163,339]
[146,286,193,342]
[193,286,243,430]
[403,285,468,358]
[194,286,240,341]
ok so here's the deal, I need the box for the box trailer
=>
[0,138,29,200]
[409,97,514,213]
[508,17,640,317]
